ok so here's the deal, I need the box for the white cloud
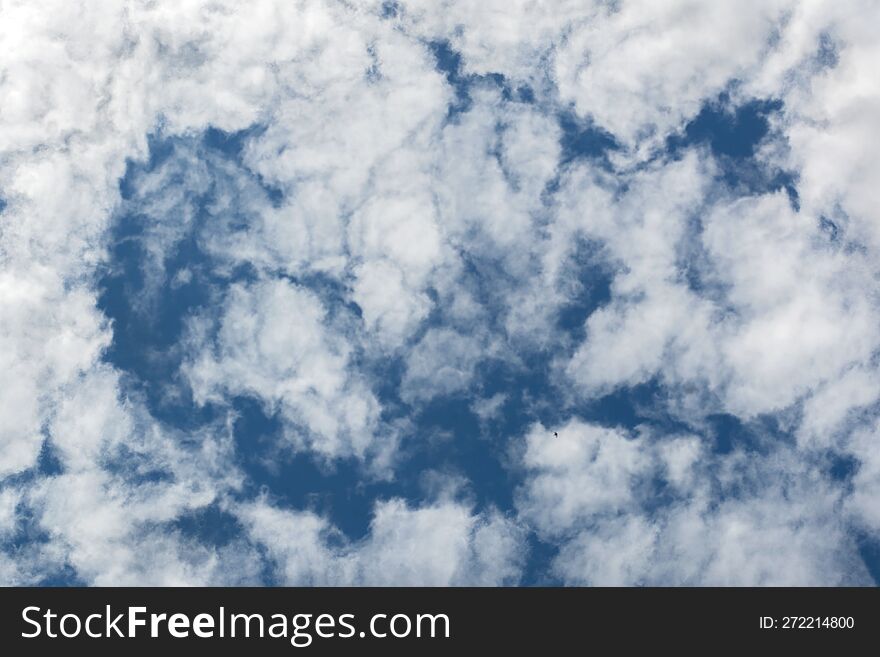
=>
[0,488,18,538]
[704,193,878,416]
[845,421,880,533]
[555,1,792,148]
[1,364,251,585]
[797,367,880,449]
[551,489,867,586]
[554,515,658,586]
[0,272,111,478]
[352,260,433,346]
[560,154,719,397]
[518,420,869,585]
[184,278,385,462]
[560,156,880,423]
[385,0,591,82]
[472,393,507,423]
[239,496,525,586]
[763,2,880,251]
[401,328,486,403]
[518,420,653,536]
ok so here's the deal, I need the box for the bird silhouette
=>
[554,432,558,437]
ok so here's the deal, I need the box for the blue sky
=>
[2,0,880,586]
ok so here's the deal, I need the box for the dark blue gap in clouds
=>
[541,113,620,200]
[666,92,799,208]
[225,393,519,547]
[170,502,278,584]
[555,239,614,343]
[675,95,782,159]
[97,212,221,430]
[0,433,84,584]
[826,451,859,489]
[706,413,779,455]
[172,502,245,548]
[36,433,64,476]
[0,497,86,585]
[522,535,562,586]
[380,1,399,19]
[428,40,533,120]
[100,127,287,430]
[226,396,383,546]
[202,125,284,206]
[579,380,690,435]
[447,239,613,349]
[558,110,620,169]
[103,442,176,487]
[34,565,86,587]
[99,128,451,564]
[856,533,880,585]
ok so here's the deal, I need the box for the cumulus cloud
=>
[563,164,880,419]
[239,496,525,586]
[555,1,792,148]
[0,274,111,478]
[183,277,385,462]
[518,420,869,585]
